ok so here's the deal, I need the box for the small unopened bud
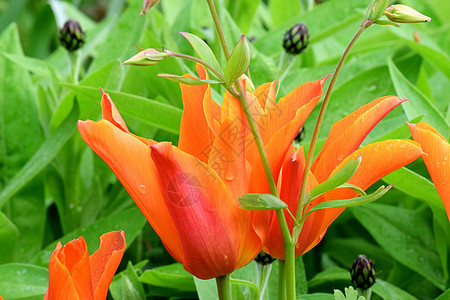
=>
[59,19,85,52]
[282,23,309,55]
[140,0,160,16]
[254,252,275,265]
[384,5,431,23]
[350,255,376,289]
[123,48,174,66]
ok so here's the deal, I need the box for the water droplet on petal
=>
[225,169,235,181]
[399,143,406,149]
[138,184,147,194]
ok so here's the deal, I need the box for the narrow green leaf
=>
[158,73,223,85]
[140,263,195,291]
[179,32,223,74]
[0,263,48,299]
[63,84,182,134]
[239,193,288,211]
[110,261,146,300]
[339,183,367,196]
[388,58,450,137]
[306,156,362,204]
[0,212,19,263]
[352,204,445,289]
[373,277,419,300]
[436,290,450,300]
[308,185,392,214]
[0,101,78,208]
[224,35,251,87]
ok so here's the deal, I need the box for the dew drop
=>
[138,184,147,194]
[399,143,406,149]
[225,169,234,180]
[337,154,345,161]
[444,156,449,161]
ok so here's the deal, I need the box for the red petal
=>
[150,143,253,279]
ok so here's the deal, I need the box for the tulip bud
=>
[254,251,275,265]
[350,254,376,289]
[140,0,160,16]
[59,19,85,52]
[282,23,309,55]
[384,5,431,23]
[123,48,174,66]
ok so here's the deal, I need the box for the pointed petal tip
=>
[100,87,106,95]
[320,73,332,85]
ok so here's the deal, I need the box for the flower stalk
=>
[216,274,232,300]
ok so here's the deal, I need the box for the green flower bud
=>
[254,251,275,265]
[123,48,174,66]
[350,254,376,290]
[384,4,431,23]
[283,23,309,55]
[59,19,85,52]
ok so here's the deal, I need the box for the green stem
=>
[294,22,370,227]
[69,51,81,84]
[284,243,296,300]
[278,260,286,300]
[358,287,372,300]
[216,274,232,300]
[172,52,227,82]
[206,0,230,60]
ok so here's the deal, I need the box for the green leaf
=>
[140,263,196,291]
[0,101,78,208]
[63,84,182,134]
[306,157,362,204]
[269,0,301,27]
[179,32,223,74]
[158,73,223,85]
[308,267,349,289]
[224,35,251,87]
[308,185,392,214]
[0,263,48,299]
[388,58,450,137]
[227,0,261,33]
[352,204,444,289]
[436,290,450,300]
[372,279,418,300]
[31,206,146,266]
[0,212,19,263]
[110,261,146,300]
[194,277,218,300]
[239,193,288,211]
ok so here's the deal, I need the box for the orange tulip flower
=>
[78,65,328,279]
[262,96,425,259]
[44,231,126,300]
[409,122,450,222]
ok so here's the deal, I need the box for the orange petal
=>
[45,238,94,300]
[178,65,215,163]
[90,231,126,300]
[208,93,248,199]
[303,139,424,254]
[254,81,276,111]
[77,120,183,263]
[311,96,406,183]
[150,142,247,279]
[258,75,328,145]
[100,88,129,132]
[409,122,450,222]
